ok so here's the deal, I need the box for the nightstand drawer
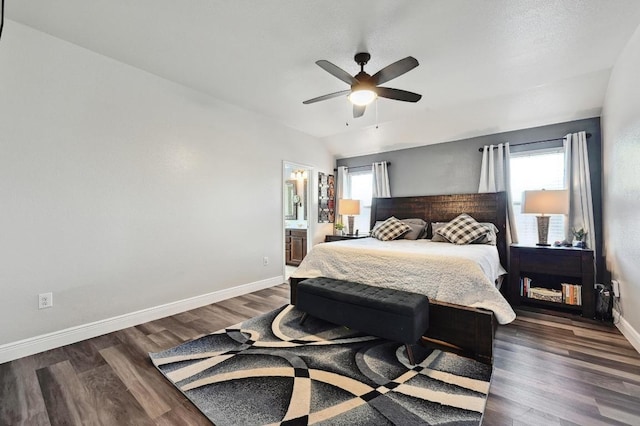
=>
[520,253,582,276]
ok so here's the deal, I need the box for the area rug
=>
[149,305,492,425]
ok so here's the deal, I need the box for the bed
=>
[289,192,513,364]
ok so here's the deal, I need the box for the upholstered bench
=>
[296,277,429,365]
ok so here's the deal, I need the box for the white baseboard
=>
[0,276,285,364]
[613,308,640,355]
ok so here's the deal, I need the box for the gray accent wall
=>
[337,117,603,280]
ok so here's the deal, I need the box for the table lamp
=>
[522,189,569,246]
[338,199,361,235]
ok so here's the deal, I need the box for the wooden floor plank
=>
[79,363,153,426]
[0,360,51,426]
[2,284,639,425]
[63,339,107,374]
[135,321,167,336]
[99,344,184,420]
[500,344,640,386]
[172,310,200,324]
[149,317,202,343]
[49,361,101,425]
[36,363,86,426]
[84,332,123,352]
[147,330,185,350]
[153,401,212,426]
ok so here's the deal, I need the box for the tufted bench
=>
[296,277,429,364]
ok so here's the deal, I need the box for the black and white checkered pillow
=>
[436,214,489,245]
[371,216,411,241]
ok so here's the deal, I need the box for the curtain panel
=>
[372,162,391,198]
[336,166,348,227]
[564,131,596,255]
[478,143,518,245]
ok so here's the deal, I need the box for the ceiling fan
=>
[303,52,422,118]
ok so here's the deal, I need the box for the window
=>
[510,148,566,245]
[345,170,373,232]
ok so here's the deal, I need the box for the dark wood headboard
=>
[370,192,508,270]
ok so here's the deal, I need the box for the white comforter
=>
[292,238,516,324]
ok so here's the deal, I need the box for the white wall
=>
[0,21,334,347]
[602,23,640,349]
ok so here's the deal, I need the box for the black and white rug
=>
[149,305,492,425]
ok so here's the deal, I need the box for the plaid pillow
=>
[371,216,411,241]
[437,214,489,245]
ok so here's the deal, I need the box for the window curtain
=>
[372,162,391,198]
[564,131,595,254]
[478,143,518,244]
[336,166,348,226]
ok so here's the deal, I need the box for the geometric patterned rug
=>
[149,305,492,425]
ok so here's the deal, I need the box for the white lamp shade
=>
[522,190,569,215]
[339,199,361,215]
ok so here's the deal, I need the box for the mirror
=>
[284,180,297,220]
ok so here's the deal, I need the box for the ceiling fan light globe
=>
[348,89,377,106]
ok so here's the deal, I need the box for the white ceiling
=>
[7,1,640,158]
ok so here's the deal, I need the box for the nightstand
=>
[509,244,595,318]
[325,234,369,242]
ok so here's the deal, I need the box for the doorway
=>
[283,161,312,280]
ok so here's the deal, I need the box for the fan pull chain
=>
[346,98,350,126]
[375,98,379,129]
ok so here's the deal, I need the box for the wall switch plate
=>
[263,256,269,266]
[611,280,620,298]
[39,292,53,309]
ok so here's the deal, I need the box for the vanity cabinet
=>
[286,229,307,266]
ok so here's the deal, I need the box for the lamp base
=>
[347,215,355,236]
[536,215,550,246]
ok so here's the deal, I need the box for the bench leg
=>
[405,344,416,365]
[299,312,309,325]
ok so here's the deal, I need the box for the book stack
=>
[561,283,582,305]
[528,287,563,303]
[520,277,531,297]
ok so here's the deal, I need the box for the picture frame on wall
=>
[318,172,335,223]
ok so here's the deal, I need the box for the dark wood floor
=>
[1,283,639,425]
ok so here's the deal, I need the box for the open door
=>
[283,162,312,280]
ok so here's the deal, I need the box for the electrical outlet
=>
[39,292,53,309]
[611,280,620,298]
[263,256,269,266]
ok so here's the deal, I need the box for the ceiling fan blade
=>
[371,56,419,86]
[316,60,358,85]
[353,104,366,118]
[303,89,351,104]
[376,87,422,103]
